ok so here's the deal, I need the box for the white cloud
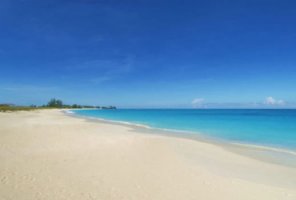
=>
[264,97,285,106]
[191,98,205,108]
[265,97,276,104]
[277,100,285,105]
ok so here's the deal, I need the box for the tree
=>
[47,98,63,108]
[56,99,63,108]
[72,104,81,108]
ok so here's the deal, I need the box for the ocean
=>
[72,109,296,151]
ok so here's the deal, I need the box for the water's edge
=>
[65,110,296,168]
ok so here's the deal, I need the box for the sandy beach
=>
[0,109,295,200]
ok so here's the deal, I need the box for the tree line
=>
[43,98,116,109]
[0,98,116,112]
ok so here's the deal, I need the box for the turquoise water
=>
[73,109,296,150]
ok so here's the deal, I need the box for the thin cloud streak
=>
[0,85,58,92]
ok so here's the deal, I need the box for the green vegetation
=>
[47,98,63,108]
[0,99,116,112]
[0,104,38,112]
[101,106,116,109]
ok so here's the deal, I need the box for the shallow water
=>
[73,109,296,151]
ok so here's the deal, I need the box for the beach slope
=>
[0,110,295,200]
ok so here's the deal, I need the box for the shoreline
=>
[1,109,296,199]
[67,110,296,168]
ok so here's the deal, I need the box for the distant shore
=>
[0,109,295,200]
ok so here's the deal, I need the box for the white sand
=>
[0,109,295,200]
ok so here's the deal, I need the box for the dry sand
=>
[0,109,295,200]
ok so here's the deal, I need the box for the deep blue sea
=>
[72,109,296,151]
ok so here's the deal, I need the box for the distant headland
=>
[0,98,116,112]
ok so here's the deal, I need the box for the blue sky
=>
[0,0,296,108]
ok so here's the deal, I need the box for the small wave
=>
[70,112,152,129]
[64,110,74,114]
[231,142,296,156]
[103,119,152,129]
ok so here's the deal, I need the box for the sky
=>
[0,0,296,108]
